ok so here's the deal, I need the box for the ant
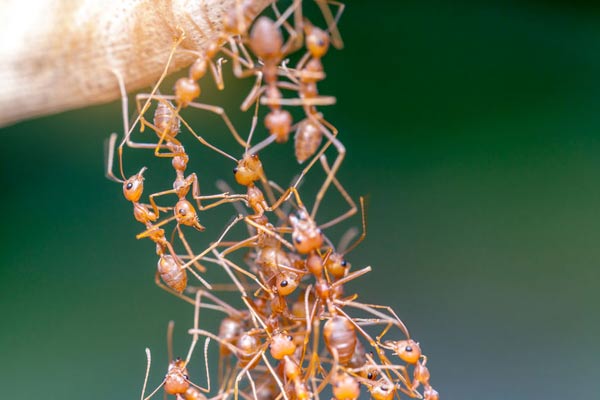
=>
[141,316,211,400]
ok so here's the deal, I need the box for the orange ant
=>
[141,317,211,400]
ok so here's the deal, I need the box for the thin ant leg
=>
[314,154,357,229]
[308,117,346,220]
[336,300,410,340]
[180,214,245,271]
[105,133,125,183]
[136,216,178,239]
[122,30,185,148]
[272,0,303,54]
[136,93,247,152]
[243,217,294,251]
[207,249,267,296]
[243,93,261,154]
[175,225,207,273]
[240,71,265,112]
[315,0,346,49]
[220,38,258,79]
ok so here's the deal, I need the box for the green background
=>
[1,1,599,399]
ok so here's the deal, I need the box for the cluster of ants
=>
[105,1,438,400]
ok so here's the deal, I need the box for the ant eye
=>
[367,373,373,379]
[280,280,288,287]
[405,346,413,352]
[184,374,189,380]
[233,167,238,173]
[381,386,388,391]
[295,237,302,244]
[179,209,186,215]
[126,182,133,190]
[341,260,347,267]
[287,335,293,341]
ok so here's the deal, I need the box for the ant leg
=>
[215,253,269,296]
[233,350,265,400]
[243,217,295,251]
[244,371,259,400]
[272,0,303,54]
[220,37,258,79]
[187,173,248,211]
[314,154,357,229]
[183,100,248,149]
[315,0,346,49]
[240,74,266,112]
[261,96,337,107]
[342,300,411,339]
[136,216,178,240]
[180,215,245,271]
[126,30,185,144]
[175,225,207,273]
[105,133,125,183]
[309,117,346,220]
[261,352,290,400]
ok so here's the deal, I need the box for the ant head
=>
[326,252,349,279]
[305,23,330,59]
[174,199,205,231]
[164,365,190,395]
[234,153,264,186]
[122,167,146,202]
[249,17,283,60]
[275,271,299,296]
[369,379,395,400]
[332,372,360,400]
[269,331,296,360]
[392,339,421,364]
[174,77,200,107]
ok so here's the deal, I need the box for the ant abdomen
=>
[157,255,187,293]
[323,316,357,365]
[294,120,322,164]
[153,101,180,136]
[236,333,260,368]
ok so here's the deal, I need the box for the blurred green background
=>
[1,0,600,399]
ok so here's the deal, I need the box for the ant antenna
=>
[141,348,152,400]
[167,320,175,363]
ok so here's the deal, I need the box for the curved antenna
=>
[167,320,175,363]
[141,348,152,400]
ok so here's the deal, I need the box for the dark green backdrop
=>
[1,1,599,399]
